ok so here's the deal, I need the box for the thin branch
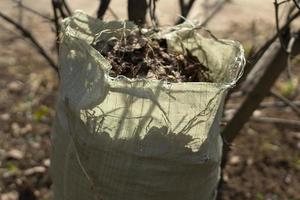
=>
[52,0,70,19]
[222,37,289,146]
[223,115,300,127]
[226,100,300,109]
[234,9,300,92]
[149,0,158,29]
[274,0,289,52]
[200,0,230,27]
[286,32,298,79]
[251,116,300,127]
[62,0,72,16]
[97,0,111,19]
[293,0,300,10]
[270,89,300,117]
[51,0,61,53]
[11,0,53,21]
[108,7,119,20]
[0,12,58,73]
[128,0,147,26]
[176,0,196,24]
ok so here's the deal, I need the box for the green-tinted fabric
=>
[51,10,244,200]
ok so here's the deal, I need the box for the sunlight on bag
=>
[51,10,245,200]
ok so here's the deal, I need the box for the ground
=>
[0,0,300,199]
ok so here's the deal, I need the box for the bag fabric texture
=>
[51,10,245,200]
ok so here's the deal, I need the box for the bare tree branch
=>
[251,116,300,127]
[176,0,196,24]
[11,0,53,21]
[97,0,111,19]
[128,0,148,26]
[51,0,61,53]
[62,0,72,16]
[231,9,300,92]
[222,38,289,144]
[0,11,58,73]
[270,89,300,117]
[108,7,119,20]
[274,0,290,52]
[149,0,158,29]
[293,0,300,10]
[226,100,300,109]
[200,0,230,27]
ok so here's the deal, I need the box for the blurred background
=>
[0,0,300,199]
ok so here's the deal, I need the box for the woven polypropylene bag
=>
[51,11,245,200]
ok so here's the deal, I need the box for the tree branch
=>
[270,89,300,117]
[0,12,58,73]
[97,0,111,19]
[11,0,53,21]
[176,0,196,24]
[231,9,300,92]
[251,116,300,128]
[200,0,230,27]
[128,0,147,26]
[293,0,300,10]
[149,0,158,29]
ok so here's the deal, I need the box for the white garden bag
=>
[51,11,245,200]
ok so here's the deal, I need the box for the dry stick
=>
[108,7,119,20]
[293,0,300,10]
[274,0,288,52]
[62,0,72,16]
[217,38,292,200]
[233,9,300,93]
[149,0,158,29]
[223,37,292,145]
[0,12,58,73]
[260,100,300,108]
[176,0,196,24]
[97,0,111,19]
[226,100,300,109]
[200,0,230,27]
[223,115,300,128]
[51,0,61,54]
[270,90,300,117]
[11,0,53,21]
[128,0,147,26]
[251,116,300,128]
[15,0,23,25]
[221,30,300,164]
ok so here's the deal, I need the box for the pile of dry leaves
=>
[94,31,212,83]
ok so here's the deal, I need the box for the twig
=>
[223,38,290,144]
[16,0,23,25]
[251,116,300,127]
[52,0,70,19]
[200,0,230,27]
[274,0,289,52]
[149,0,158,29]
[226,100,300,109]
[51,0,61,53]
[270,89,300,117]
[108,7,119,20]
[236,9,300,92]
[286,33,297,79]
[128,0,147,26]
[97,0,111,19]
[62,0,72,16]
[11,0,53,21]
[0,11,58,73]
[293,0,300,10]
[176,0,196,24]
